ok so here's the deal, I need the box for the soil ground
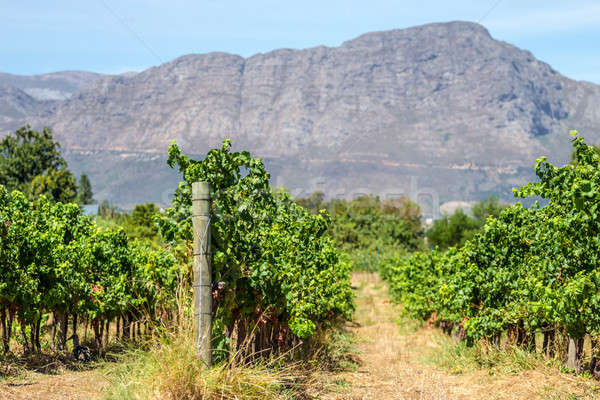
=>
[0,369,106,400]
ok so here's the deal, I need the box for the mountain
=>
[0,71,104,101]
[1,21,599,212]
[0,84,42,122]
[0,71,105,137]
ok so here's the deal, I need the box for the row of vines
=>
[0,138,354,359]
[0,187,179,354]
[160,139,354,357]
[381,132,600,373]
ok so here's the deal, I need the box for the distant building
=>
[423,217,434,228]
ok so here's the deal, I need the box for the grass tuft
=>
[426,333,552,375]
[305,327,360,373]
[102,328,296,400]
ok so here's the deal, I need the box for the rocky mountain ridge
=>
[1,21,599,211]
[0,70,104,101]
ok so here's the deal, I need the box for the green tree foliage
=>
[328,195,423,253]
[296,192,424,251]
[0,125,65,190]
[129,203,160,240]
[380,132,600,368]
[471,196,507,221]
[28,168,79,204]
[426,197,508,249]
[131,203,160,227]
[295,192,424,270]
[295,191,423,271]
[97,201,161,242]
[158,139,354,353]
[425,209,480,249]
[571,143,600,164]
[98,200,118,219]
[0,125,78,203]
[77,173,94,205]
[295,190,326,211]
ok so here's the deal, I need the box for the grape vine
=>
[160,139,354,355]
[380,132,600,370]
[0,138,355,359]
[0,187,179,354]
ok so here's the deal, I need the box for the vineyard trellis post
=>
[192,181,212,366]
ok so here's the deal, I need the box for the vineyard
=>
[380,132,600,374]
[5,129,600,397]
[0,187,179,354]
[0,137,354,360]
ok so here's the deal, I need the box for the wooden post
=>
[566,336,584,373]
[192,182,212,367]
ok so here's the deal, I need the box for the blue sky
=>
[1,0,599,83]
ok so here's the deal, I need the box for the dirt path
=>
[310,272,600,400]
[0,368,106,400]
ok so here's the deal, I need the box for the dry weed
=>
[308,272,600,400]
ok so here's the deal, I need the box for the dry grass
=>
[308,272,600,400]
[4,272,600,400]
[427,334,549,375]
[0,317,297,400]
[102,326,297,400]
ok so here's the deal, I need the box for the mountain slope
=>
[0,71,104,101]
[1,21,599,210]
[0,84,42,121]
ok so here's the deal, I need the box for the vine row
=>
[381,132,600,373]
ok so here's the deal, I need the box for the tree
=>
[0,125,66,192]
[426,197,508,250]
[471,196,506,221]
[128,203,160,240]
[426,209,480,249]
[28,168,78,204]
[131,203,159,227]
[77,174,94,205]
[295,190,325,212]
[0,125,78,203]
[98,200,118,219]
[296,192,424,254]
